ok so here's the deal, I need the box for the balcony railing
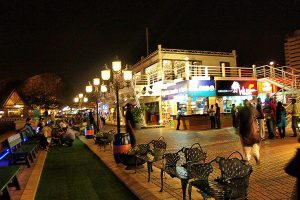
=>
[133,65,255,86]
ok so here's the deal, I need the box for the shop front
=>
[216,80,258,113]
[161,80,216,129]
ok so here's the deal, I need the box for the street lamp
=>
[85,78,105,132]
[74,93,88,110]
[100,59,132,134]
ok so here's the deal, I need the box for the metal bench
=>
[19,130,39,153]
[188,151,253,200]
[7,134,37,167]
[0,166,21,200]
[94,130,114,151]
[160,143,207,200]
[135,136,167,182]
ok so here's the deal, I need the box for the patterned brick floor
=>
[129,127,299,200]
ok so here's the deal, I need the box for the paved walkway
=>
[2,126,299,199]
[88,126,299,200]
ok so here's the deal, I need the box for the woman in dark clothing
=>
[276,101,287,138]
[37,117,49,150]
[215,103,221,129]
[238,99,260,163]
[89,111,98,133]
[125,103,136,146]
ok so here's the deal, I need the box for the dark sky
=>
[1,0,300,95]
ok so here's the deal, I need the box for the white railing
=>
[133,65,255,87]
[256,65,299,91]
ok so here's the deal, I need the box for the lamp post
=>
[100,59,132,134]
[86,78,105,132]
[74,93,88,110]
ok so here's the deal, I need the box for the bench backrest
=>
[7,134,22,149]
[183,143,207,164]
[20,130,30,142]
[163,151,181,167]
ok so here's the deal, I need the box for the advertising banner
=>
[188,80,216,97]
[216,80,257,96]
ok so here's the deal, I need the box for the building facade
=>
[129,45,257,128]
[284,29,300,71]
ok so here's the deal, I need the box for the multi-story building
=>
[129,45,257,129]
[284,29,300,72]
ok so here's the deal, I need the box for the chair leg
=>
[135,156,138,174]
[160,169,164,192]
[25,156,30,168]
[1,187,10,200]
[181,178,188,200]
[188,184,192,200]
[147,162,152,182]
[28,154,34,163]
[13,176,21,190]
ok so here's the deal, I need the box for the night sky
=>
[1,0,300,94]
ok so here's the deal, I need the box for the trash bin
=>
[113,133,132,163]
[85,125,94,139]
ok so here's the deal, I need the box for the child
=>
[43,124,52,146]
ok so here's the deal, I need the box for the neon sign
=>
[231,81,255,96]
[216,80,257,96]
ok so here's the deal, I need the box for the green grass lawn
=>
[35,139,139,200]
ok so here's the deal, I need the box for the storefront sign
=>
[161,82,188,97]
[216,80,257,96]
[258,82,273,93]
[188,80,216,97]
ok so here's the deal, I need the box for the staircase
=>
[256,65,300,95]
[256,65,300,127]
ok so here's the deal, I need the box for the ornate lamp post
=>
[86,78,106,132]
[100,59,132,134]
[74,93,88,110]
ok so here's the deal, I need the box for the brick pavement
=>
[2,126,299,199]
[98,126,299,200]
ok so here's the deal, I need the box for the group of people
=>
[23,116,78,150]
[234,97,300,165]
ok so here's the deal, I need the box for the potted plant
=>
[132,105,147,129]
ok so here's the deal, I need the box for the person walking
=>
[264,99,275,139]
[215,103,221,129]
[231,104,238,128]
[125,103,137,146]
[176,108,182,130]
[269,97,278,137]
[276,101,287,139]
[291,98,300,137]
[256,98,265,140]
[208,105,215,129]
[238,99,260,164]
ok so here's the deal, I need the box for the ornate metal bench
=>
[188,151,253,200]
[160,143,207,200]
[135,136,167,182]
[94,130,114,151]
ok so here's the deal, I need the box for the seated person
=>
[23,117,35,138]
[61,127,76,147]
[43,124,52,145]
[51,127,64,145]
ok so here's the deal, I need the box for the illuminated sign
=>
[258,82,273,93]
[188,80,216,97]
[161,81,188,97]
[216,80,257,96]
